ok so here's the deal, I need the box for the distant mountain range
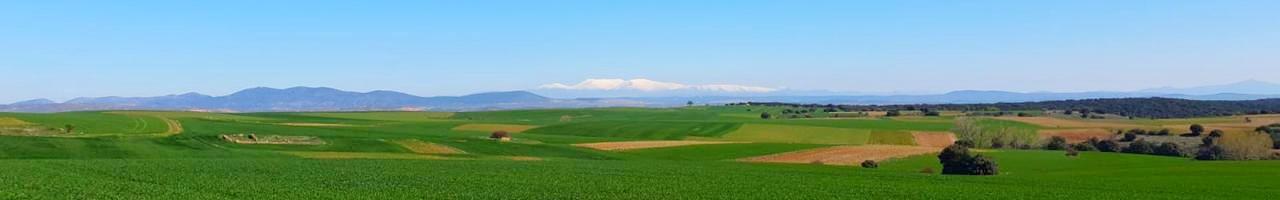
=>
[0,87,629,113]
[3,80,1280,113]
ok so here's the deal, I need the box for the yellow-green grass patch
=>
[295,112,456,122]
[452,123,539,133]
[281,151,452,160]
[105,111,270,121]
[720,124,870,145]
[393,139,467,155]
[574,140,747,151]
[0,118,32,126]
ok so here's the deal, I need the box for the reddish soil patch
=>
[574,141,745,151]
[740,145,942,166]
[1038,129,1115,143]
[911,132,956,148]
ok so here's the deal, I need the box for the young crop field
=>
[1,108,1278,199]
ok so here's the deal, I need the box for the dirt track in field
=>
[161,117,184,135]
[739,145,942,166]
[574,140,746,151]
[394,139,467,155]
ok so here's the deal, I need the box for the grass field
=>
[1,108,1277,199]
[1,153,1276,199]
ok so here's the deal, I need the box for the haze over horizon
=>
[3,1,1278,103]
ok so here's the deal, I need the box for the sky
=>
[1,0,1278,103]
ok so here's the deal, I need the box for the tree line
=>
[732,97,1280,119]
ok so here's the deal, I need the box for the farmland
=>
[1,106,1278,199]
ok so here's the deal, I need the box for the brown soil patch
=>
[911,132,956,148]
[220,134,326,145]
[574,140,746,151]
[740,145,941,166]
[1038,129,1115,143]
[995,117,1146,129]
[393,139,466,155]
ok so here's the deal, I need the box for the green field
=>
[1,107,1277,199]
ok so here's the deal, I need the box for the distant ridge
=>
[0,87,565,113]
[5,81,1280,113]
[1139,80,1280,95]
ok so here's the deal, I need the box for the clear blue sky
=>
[1,0,1277,102]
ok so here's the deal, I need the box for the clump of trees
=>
[1044,136,1068,150]
[1196,130,1276,160]
[1094,139,1121,152]
[1256,123,1280,149]
[1153,142,1184,157]
[737,97,1280,119]
[938,142,998,176]
[1066,137,1188,158]
[1121,139,1155,154]
[760,112,772,119]
[952,118,1037,149]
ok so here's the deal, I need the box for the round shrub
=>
[938,144,973,175]
[490,131,510,139]
[1121,133,1138,142]
[1190,124,1205,136]
[1195,145,1225,160]
[1095,140,1121,152]
[1154,142,1184,157]
[860,160,879,169]
[969,155,999,175]
[1122,139,1155,154]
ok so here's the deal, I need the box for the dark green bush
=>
[1154,142,1184,157]
[1095,140,1121,152]
[861,160,879,169]
[1045,136,1068,150]
[1121,133,1138,142]
[937,144,998,176]
[1195,145,1225,160]
[1071,142,1097,151]
[938,144,973,175]
[1122,139,1155,154]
